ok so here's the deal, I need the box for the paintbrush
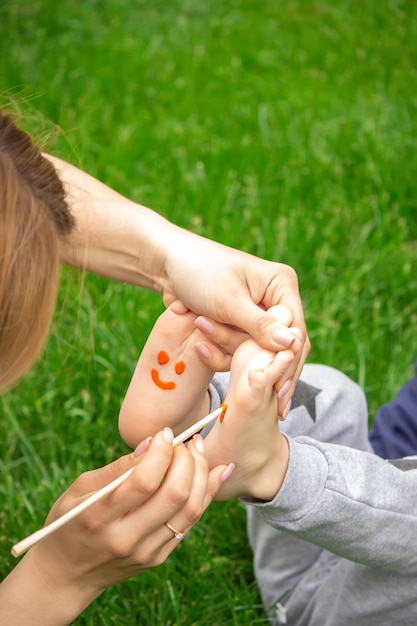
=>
[11,404,226,557]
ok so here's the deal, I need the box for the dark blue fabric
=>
[369,361,417,459]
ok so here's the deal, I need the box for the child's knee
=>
[283,365,371,451]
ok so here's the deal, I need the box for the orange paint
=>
[219,403,228,423]
[175,361,186,375]
[151,351,187,390]
[158,351,170,365]
[151,368,176,390]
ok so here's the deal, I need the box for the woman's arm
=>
[47,155,174,292]
[47,155,309,414]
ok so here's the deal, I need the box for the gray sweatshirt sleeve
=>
[248,436,417,573]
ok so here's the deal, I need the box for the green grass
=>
[1,0,417,623]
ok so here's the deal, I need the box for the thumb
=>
[228,299,301,352]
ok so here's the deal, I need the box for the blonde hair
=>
[0,110,74,392]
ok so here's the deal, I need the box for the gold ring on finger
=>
[165,522,185,540]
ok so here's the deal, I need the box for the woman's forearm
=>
[47,154,309,409]
[46,155,175,291]
[0,550,97,626]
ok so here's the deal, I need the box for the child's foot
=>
[119,300,214,447]
[204,338,294,501]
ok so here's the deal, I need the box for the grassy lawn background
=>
[1,1,417,623]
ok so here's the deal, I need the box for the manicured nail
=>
[132,437,152,458]
[278,379,292,399]
[193,433,206,455]
[194,316,215,335]
[272,328,297,347]
[163,427,174,443]
[195,342,211,359]
[221,462,236,482]
[282,399,292,421]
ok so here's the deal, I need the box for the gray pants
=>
[246,365,417,626]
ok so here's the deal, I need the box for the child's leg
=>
[369,359,417,458]
[119,300,214,447]
[119,300,290,450]
[246,364,373,625]
[203,338,295,501]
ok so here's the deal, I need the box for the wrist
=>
[0,548,101,625]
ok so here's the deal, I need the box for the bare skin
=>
[120,302,292,501]
[120,300,214,445]
[47,155,309,416]
[0,431,230,625]
[1,136,307,622]
[203,339,292,501]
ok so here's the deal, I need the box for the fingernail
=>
[272,328,297,347]
[221,462,236,482]
[278,379,292,399]
[163,427,174,443]
[193,433,206,455]
[282,399,292,421]
[195,342,211,359]
[132,436,152,458]
[194,316,215,335]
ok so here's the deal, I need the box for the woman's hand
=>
[162,234,309,415]
[0,430,230,625]
[48,155,309,415]
[192,304,303,417]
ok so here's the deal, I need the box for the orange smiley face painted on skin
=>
[151,350,186,390]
